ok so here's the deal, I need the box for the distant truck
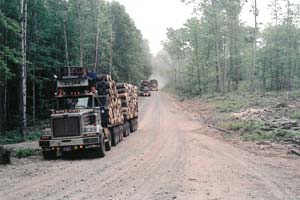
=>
[139,80,151,96]
[150,79,158,91]
[39,67,138,159]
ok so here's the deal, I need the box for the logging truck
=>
[150,79,158,91]
[39,67,138,159]
[139,80,151,96]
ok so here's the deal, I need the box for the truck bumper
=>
[39,137,100,151]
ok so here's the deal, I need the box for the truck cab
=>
[140,86,151,96]
[39,68,110,159]
[150,79,158,91]
[139,80,151,97]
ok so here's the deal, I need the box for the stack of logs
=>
[97,74,124,126]
[117,83,138,120]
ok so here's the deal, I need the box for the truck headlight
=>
[40,128,52,140]
[84,126,97,133]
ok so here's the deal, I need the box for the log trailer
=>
[39,67,138,159]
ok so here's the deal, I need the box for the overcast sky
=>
[112,0,299,54]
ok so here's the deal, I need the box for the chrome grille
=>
[52,117,80,137]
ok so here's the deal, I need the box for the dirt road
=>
[0,92,299,200]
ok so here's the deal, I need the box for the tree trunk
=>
[250,0,257,93]
[194,31,202,96]
[94,0,101,72]
[77,1,83,67]
[32,0,37,125]
[63,22,69,69]
[20,0,28,136]
[110,25,113,75]
[62,3,69,73]
[215,39,222,93]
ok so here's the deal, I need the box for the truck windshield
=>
[57,96,93,110]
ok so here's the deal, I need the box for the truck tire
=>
[42,151,56,160]
[119,126,124,141]
[134,118,138,132]
[123,122,129,137]
[123,123,127,137]
[105,132,112,151]
[116,127,120,144]
[130,118,138,133]
[111,127,118,146]
[127,122,131,136]
[129,119,134,133]
[96,134,105,158]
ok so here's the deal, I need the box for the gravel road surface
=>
[0,92,299,200]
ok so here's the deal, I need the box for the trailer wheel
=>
[42,151,56,160]
[119,126,124,141]
[123,122,130,137]
[116,127,120,144]
[126,122,131,136]
[123,123,127,137]
[129,120,134,133]
[105,132,112,151]
[134,118,138,132]
[111,127,117,146]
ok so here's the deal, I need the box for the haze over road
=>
[0,92,299,200]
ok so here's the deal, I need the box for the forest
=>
[160,0,300,96]
[0,0,152,136]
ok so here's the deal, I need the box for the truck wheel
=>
[111,127,117,146]
[135,118,139,131]
[105,132,112,151]
[123,122,130,137]
[119,126,124,141]
[126,123,130,136]
[116,127,120,144]
[96,134,105,158]
[123,124,127,137]
[42,151,56,160]
[129,120,134,133]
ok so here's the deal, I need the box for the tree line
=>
[0,0,152,134]
[161,0,300,96]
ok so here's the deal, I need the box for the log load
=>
[96,74,124,126]
[117,83,138,120]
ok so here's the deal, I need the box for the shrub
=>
[15,148,40,158]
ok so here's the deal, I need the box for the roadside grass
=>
[0,119,49,145]
[205,91,300,142]
[219,120,300,142]
[0,130,42,145]
[242,129,300,142]
[165,87,300,143]
[15,148,41,158]
[291,111,300,120]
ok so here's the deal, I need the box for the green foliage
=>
[221,121,245,131]
[242,131,274,142]
[15,148,40,158]
[0,130,41,145]
[291,111,300,120]
[0,0,152,133]
[160,0,300,96]
[220,119,300,142]
[242,129,300,142]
